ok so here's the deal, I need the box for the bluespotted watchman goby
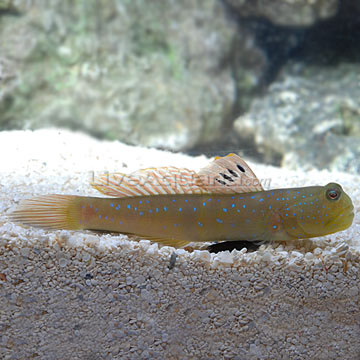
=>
[10,154,354,248]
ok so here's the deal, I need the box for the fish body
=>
[10,154,354,247]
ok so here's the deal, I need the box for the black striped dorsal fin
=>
[197,153,263,194]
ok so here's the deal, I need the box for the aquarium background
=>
[1,0,360,172]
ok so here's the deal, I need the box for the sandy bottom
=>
[0,129,359,359]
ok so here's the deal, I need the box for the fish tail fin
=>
[10,194,83,230]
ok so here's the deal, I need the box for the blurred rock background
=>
[0,0,360,172]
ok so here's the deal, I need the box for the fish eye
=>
[326,189,340,201]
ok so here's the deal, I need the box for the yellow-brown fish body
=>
[12,184,354,247]
[10,154,354,247]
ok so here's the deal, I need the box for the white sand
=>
[0,129,359,359]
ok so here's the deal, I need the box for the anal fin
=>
[139,235,190,248]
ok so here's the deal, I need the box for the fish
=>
[10,154,354,248]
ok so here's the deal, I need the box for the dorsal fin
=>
[91,167,208,198]
[197,153,263,193]
[91,154,262,198]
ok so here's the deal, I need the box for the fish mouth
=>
[296,204,355,237]
[326,204,354,230]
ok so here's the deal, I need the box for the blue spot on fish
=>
[193,207,197,212]
[116,205,120,210]
[198,221,203,227]
[99,215,102,219]
[127,205,131,209]
[251,195,255,199]
[163,206,167,212]
[273,225,277,229]
[232,204,235,208]
[134,207,137,211]
[139,200,142,204]
[178,208,182,212]
[216,218,223,224]
[149,209,153,214]
[156,208,159,213]
[110,203,114,207]
[139,212,144,216]
[105,216,108,220]
[185,199,188,203]
[172,199,175,203]
[259,198,264,202]
[146,200,149,204]
[243,204,246,208]
[269,205,272,210]
[203,202,206,206]
[223,208,228,212]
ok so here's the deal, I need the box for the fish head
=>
[281,183,354,239]
[320,182,354,233]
